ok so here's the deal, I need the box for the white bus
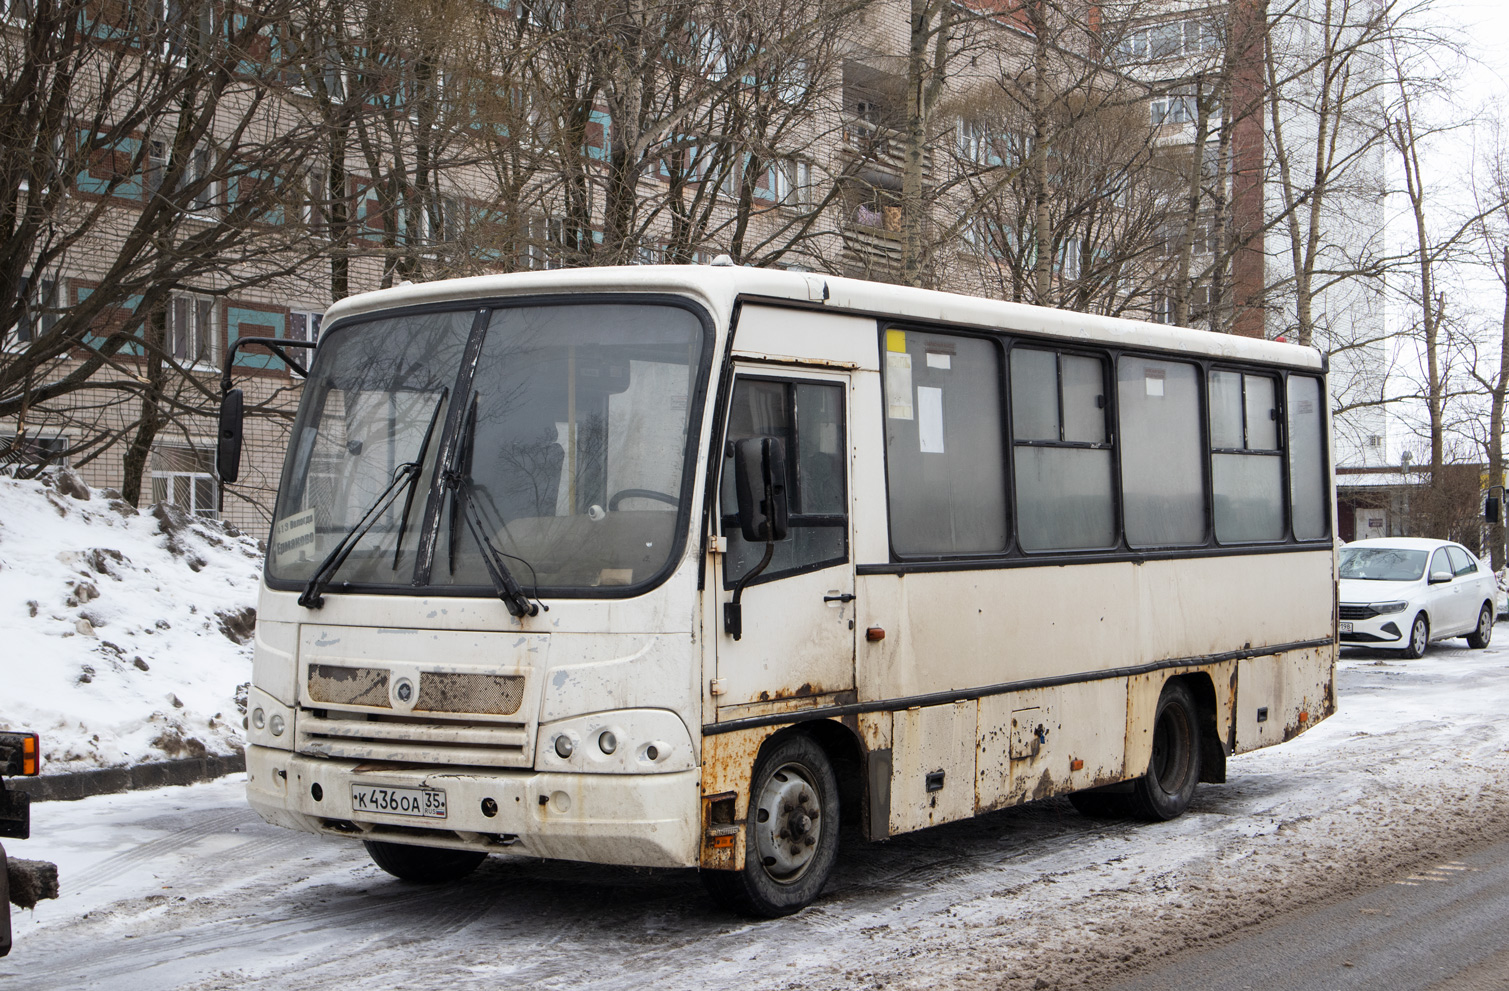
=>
[229,265,1336,917]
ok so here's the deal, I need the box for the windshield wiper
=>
[298,389,448,609]
[442,396,539,618]
[391,388,449,570]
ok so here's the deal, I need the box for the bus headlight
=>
[536,709,694,773]
[245,686,295,751]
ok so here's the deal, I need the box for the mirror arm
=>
[220,337,317,394]
[724,538,775,641]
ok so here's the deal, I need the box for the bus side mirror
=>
[217,389,244,484]
[1488,496,1501,524]
[733,436,789,544]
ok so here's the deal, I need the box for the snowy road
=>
[5,639,1509,991]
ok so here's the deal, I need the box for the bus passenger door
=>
[714,369,855,708]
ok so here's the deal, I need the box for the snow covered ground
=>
[0,473,259,772]
[3,641,1508,990]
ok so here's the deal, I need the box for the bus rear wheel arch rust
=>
[703,731,842,917]
[1071,675,1214,821]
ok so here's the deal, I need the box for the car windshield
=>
[268,300,709,596]
[1338,546,1428,581]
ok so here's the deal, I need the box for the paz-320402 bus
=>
[223,265,1335,917]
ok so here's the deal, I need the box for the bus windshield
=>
[267,300,708,596]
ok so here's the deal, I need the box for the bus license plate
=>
[350,784,447,819]
[1339,621,1353,633]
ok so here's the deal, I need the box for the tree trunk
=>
[1489,244,1509,569]
[121,306,168,508]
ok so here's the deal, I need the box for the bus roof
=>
[322,265,1324,372]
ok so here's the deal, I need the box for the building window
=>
[1118,18,1221,61]
[151,444,217,517]
[168,294,217,365]
[1151,91,1196,126]
[1,432,69,476]
[289,308,323,343]
[6,277,58,349]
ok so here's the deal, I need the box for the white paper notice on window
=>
[886,351,914,419]
[926,352,951,370]
[1144,367,1166,396]
[918,386,945,453]
[273,508,317,566]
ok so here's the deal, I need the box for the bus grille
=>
[415,672,525,716]
[296,713,530,768]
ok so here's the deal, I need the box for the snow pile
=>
[0,470,262,773]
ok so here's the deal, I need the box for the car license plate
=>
[350,784,447,819]
[1339,621,1353,634]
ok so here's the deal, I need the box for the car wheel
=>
[364,840,486,883]
[702,734,840,918]
[1466,603,1494,649]
[1126,680,1202,821]
[1402,612,1429,659]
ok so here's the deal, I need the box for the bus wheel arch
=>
[703,728,844,917]
[1128,678,1202,821]
[1169,672,1227,785]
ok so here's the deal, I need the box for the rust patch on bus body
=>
[699,726,777,869]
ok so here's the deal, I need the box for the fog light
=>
[252,708,265,729]
[554,734,574,759]
[269,714,286,737]
[645,744,660,761]
[598,730,617,755]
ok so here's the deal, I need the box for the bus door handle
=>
[824,593,856,603]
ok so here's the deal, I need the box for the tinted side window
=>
[1118,357,1205,547]
[1011,347,1115,551]
[1447,546,1478,577]
[721,378,847,586]
[1210,370,1283,542]
[884,329,1008,556]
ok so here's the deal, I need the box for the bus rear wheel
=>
[364,840,486,883]
[702,734,840,918]
[1127,680,1201,821]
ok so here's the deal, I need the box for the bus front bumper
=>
[245,745,701,869]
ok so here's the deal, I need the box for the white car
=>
[1338,537,1498,657]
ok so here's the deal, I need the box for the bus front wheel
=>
[702,733,840,918]
[364,840,486,883]
[1128,680,1201,821]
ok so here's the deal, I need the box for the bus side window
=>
[883,330,1007,557]
[1286,374,1329,540]
[1010,347,1115,551]
[1118,357,1206,547]
[720,378,847,588]
[1210,370,1284,542]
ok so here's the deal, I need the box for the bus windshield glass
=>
[267,300,708,596]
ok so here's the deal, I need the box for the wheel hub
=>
[754,764,822,883]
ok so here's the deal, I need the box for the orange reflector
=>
[1070,759,1084,772]
[710,834,735,849]
[1298,712,1309,723]
[866,627,886,642]
[22,733,39,776]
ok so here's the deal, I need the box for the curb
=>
[11,754,246,802]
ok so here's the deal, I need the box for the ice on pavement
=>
[0,472,259,772]
[4,641,1508,991]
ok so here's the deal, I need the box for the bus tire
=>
[702,734,839,918]
[1128,680,1201,821]
[364,840,486,883]
[1466,604,1494,649]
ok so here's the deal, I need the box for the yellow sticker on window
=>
[886,329,908,353]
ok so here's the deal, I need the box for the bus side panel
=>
[977,680,1130,812]
[1233,646,1336,753]
[889,702,975,833]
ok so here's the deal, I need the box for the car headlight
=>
[1372,601,1408,615]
